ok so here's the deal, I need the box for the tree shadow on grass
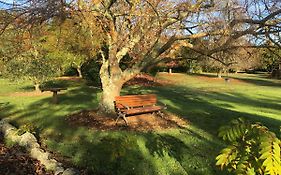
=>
[0,102,17,119]
[144,85,281,134]
[194,72,281,87]
[143,132,226,175]
[19,85,35,92]
[188,73,218,78]
[231,76,281,87]
[44,129,226,175]
[1,85,228,174]
[2,80,280,175]
[50,134,150,175]
[2,86,100,135]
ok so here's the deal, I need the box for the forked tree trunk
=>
[34,83,40,92]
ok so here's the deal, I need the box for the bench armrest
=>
[117,102,131,110]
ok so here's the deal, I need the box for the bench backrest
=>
[115,94,157,109]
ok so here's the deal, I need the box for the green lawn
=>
[0,73,280,175]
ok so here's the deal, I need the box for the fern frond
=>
[245,168,256,175]
[217,118,281,175]
[218,118,249,142]
[235,159,250,175]
[216,145,238,170]
[259,135,281,175]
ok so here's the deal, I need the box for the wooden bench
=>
[114,94,166,125]
[41,87,67,104]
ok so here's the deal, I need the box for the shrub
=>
[216,118,281,175]
[81,59,101,86]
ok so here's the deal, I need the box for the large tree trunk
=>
[98,52,139,115]
[98,66,141,115]
[99,79,124,114]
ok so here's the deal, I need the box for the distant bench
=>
[41,87,67,104]
[114,94,166,125]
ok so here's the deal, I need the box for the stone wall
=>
[0,119,78,175]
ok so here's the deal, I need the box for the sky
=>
[0,0,34,9]
[0,0,16,9]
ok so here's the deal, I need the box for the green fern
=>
[216,118,281,175]
[216,145,238,169]
[218,118,249,142]
[259,134,281,175]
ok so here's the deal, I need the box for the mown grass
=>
[0,73,280,175]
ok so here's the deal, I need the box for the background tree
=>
[52,18,103,78]
[1,23,65,91]
[261,48,281,71]
[5,49,62,91]
[200,47,262,78]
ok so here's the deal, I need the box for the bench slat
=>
[122,106,162,115]
[115,94,157,108]
[115,94,156,98]
[115,100,156,107]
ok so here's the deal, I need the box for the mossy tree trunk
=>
[98,42,141,114]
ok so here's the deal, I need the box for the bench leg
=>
[122,115,129,126]
[115,114,121,125]
[115,113,129,126]
[52,91,58,104]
